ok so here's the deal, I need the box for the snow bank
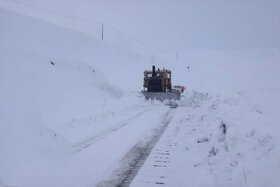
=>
[0,7,149,185]
[132,91,280,187]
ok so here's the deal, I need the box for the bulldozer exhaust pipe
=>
[152,65,156,77]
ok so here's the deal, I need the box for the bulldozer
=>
[142,66,181,101]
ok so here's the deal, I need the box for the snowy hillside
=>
[0,7,153,186]
[1,0,280,187]
[1,0,280,51]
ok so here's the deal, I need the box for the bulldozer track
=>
[96,109,176,187]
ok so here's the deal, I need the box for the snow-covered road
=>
[4,90,279,187]
[7,98,176,187]
[97,108,176,187]
[72,108,152,153]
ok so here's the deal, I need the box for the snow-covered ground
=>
[132,91,280,187]
[0,0,280,187]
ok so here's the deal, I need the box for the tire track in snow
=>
[73,108,151,153]
[97,109,176,187]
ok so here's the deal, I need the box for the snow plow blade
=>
[143,90,181,101]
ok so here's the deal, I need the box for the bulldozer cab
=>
[143,66,172,92]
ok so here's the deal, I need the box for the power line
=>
[103,24,172,53]
[9,0,102,25]
[5,0,175,54]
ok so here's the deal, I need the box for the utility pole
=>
[101,23,104,40]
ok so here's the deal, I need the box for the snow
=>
[0,0,280,187]
[131,91,280,187]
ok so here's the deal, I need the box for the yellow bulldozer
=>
[142,66,181,101]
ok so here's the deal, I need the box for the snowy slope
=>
[0,7,154,187]
[1,0,279,51]
[0,7,113,184]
